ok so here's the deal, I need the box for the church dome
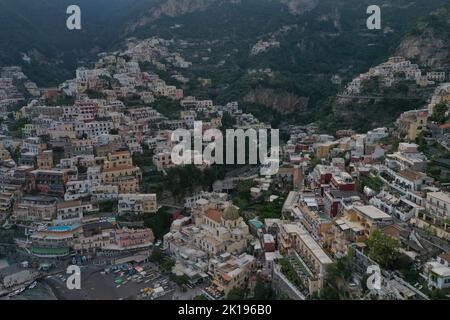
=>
[223,205,240,220]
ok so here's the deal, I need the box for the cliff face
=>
[128,0,218,32]
[127,0,319,32]
[396,6,450,67]
[397,34,450,68]
[243,87,309,114]
[280,0,319,15]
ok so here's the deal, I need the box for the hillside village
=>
[0,33,449,300]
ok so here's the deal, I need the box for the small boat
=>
[7,287,25,297]
[28,281,37,289]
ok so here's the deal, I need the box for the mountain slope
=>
[0,0,159,85]
[126,0,450,119]
[396,5,450,67]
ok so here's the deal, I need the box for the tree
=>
[360,175,384,192]
[170,274,189,286]
[220,112,236,130]
[143,207,172,240]
[252,276,274,300]
[430,102,449,124]
[366,230,399,269]
[226,287,246,300]
[320,252,354,300]
[150,247,164,263]
[161,258,175,272]
[98,200,117,213]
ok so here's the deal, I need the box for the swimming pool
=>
[47,225,79,232]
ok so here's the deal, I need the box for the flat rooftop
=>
[354,205,392,221]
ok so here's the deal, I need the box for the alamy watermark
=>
[66,265,81,290]
[367,5,381,30]
[65,5,379,31]
[366,265,382,291]
[171,121,280,175]
[66,5,82,30]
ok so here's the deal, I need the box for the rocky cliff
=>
[280,0,319,15]
[127,0,319,32]
[396,6,450,67]
[243,87,309,114]
[127,0,218,32]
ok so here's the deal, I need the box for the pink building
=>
[114,228,154,248]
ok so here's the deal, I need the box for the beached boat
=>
[28,281,37,289]
[7,287,26,297]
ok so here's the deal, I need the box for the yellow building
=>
[36,150,53,170]
[278,222,333,294]
[193,205,252,256]
[0,148,10,160]
[442,94,450,104]
[101,151,141,193]
[22,124,36,136]
[13,203,56,222]
[315,142,337,159]
[329,205,393,256]
[118,194,158,215]
[396,109,428,141]
[208,253,255,297]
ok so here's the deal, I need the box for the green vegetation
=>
[427,287,450,300]
[360,175,384,193]
[86,89,106,100]
[255,197,285,220]
[0,0,161,86]
[8,117,31,138]
[170,274,190,286]
[97,200,117,213]
[416,132,450,187]
[226,287,247,300]
[232,180,285,221]
[151,97,183,120]
[162,165,228,200]
[430,102,449,124]
[320,251,354,300]
[143,207,172,240]
[220,112,236,130]
[366,230,400,269]
[232,180,253,210]
[365,230,418,282]
[279,257,304,291]
[252,275,275,300]
[46,95,75,106]
[0,227,21,257]
[150,247,175,272]
[319,97,426,134]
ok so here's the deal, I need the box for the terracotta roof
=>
[111,151,130,155]
[57,200,81,209]
[439,123,450,130]
[398,169,423,181]
[102,165,135,173]
[205,209,223,223]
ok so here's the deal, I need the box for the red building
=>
[262,234,276,252]
[331,172,355,191]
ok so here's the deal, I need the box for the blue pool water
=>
[47,225,79,232]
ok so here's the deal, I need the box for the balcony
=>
[417,210,450,231]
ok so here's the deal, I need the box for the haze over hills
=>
[0,0,160,83]
[0,0,449,130]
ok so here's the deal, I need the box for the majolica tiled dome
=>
[223,205,240,220]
